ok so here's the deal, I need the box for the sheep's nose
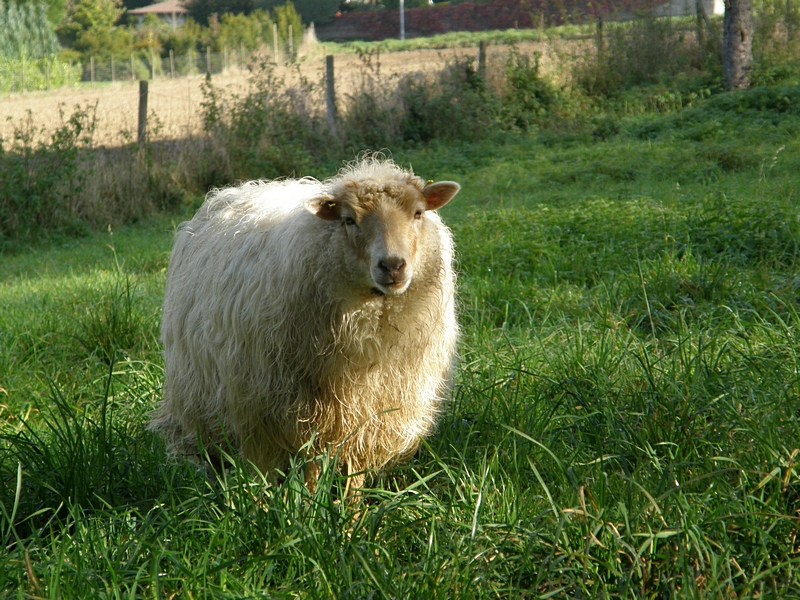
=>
[378,257,406,280]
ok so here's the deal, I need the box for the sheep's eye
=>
[414,210,423,220]
[343,216,356,226]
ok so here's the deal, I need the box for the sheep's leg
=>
[304,459,321,494]
[344,462,365,502]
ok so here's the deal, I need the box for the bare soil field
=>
[1,40,566,150]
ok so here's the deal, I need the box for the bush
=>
[0,55,81,92]
[501,47,560,131]
[199,61,333,181]
[0,107,96,248]
[574,15,712,97]
[400,56,499,143]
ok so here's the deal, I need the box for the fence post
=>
[206,46,211,75]
[112,56,115,82]
[240,43,245,69]
[400,0,405,41]
[170,49,175,78]
[151,50,156,80]
[273,23,278,62]
[326,55,336,137]
[478,41,486,80]
[596,16,604,55]
[138,80,148,149]
[289,25,293,60]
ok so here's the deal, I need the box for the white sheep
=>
[151,156,461,491]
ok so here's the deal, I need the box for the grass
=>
[319,23,593,54]
[2,85,800,597]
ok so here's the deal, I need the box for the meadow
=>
[3,21,800,598]
[0,36,565,150]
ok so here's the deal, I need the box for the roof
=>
[128,0,188,15]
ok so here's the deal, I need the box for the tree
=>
[254,0,338,24]
[0,1,60,59]
[185,0,254,25]
[272,0,302,45]
[723,0,754,89]
[57,0,132,60]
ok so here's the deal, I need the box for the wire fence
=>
[2,45,295,94]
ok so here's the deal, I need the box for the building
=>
[128,0,189,29]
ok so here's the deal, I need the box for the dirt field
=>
[2,41,565,149]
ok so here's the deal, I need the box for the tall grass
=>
[3,79,800,594]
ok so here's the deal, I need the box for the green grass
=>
[318,23,592,55]
[3,86,800,597]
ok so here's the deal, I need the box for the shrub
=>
[574,15,711,97]
[0,106,96,248]
[501,47,560,131]
[400,56,499,143]
[199,60,333,181]
[0,55,81,92]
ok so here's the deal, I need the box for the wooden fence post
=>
[170,49,175,78]
[206,46,211,75]
[478,41,486,80]
[289,25,293,60]
[326,55,337,137]
[273,23,278,62]
[138,80,148,149]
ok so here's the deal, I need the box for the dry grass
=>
[1,40,565,150]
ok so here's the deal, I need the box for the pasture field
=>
[2,85,800,597]
[0,38,566,150]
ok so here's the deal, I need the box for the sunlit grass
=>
[3,91,800,596]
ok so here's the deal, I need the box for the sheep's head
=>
[307,174,460,297]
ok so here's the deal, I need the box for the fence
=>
[131,46,491,144]
[1,42,301,94]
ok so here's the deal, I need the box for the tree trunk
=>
[696,0,707,57]
[723,0,754,90]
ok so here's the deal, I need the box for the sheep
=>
[150,156,461,492]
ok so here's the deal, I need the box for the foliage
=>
[39,0,67,25]
[255,0,339,25]
[750,0,800,84]
[57,0,131,61]
[0,55,81,92]
[0,0,60,60]
[574,15,712,97]
[272,0,303,50]
[185,0,255,26]
[199,59,331,182]
[317,0,647,42]
[0,106,96,248]
[398,57,499,143]
[501,46,561,130]
[216,9,274,51]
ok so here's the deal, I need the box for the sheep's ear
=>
[307,195,341,221]
[422,181,461,211]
